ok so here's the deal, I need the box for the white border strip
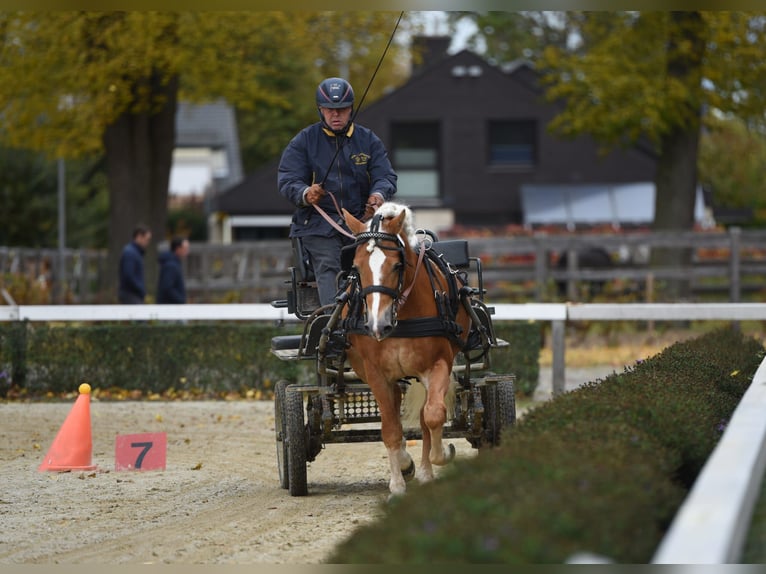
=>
[0,304,291,322]
[652,353,766,563]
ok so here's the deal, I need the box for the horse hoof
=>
[401,459,416,481]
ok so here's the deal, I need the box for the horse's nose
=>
[365,309,395,341]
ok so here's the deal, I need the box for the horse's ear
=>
[390,208,407,234]
[343,208,365,235]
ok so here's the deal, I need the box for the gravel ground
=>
[0,399,474,564]
[0,367,610,565]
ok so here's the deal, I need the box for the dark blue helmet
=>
[316,77,354,109]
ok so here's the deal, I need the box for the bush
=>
[328,326,765,563]
[0,320,540,399]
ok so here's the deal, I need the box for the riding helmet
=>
[316,77,355,109]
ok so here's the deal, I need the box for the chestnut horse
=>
[341,202,472,497]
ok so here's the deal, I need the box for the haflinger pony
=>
[340,202,472,498]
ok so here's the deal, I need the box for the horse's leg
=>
[423,359,456,467]
[417,405,435,482]
[394,383,416,482]
[371,377,412,497]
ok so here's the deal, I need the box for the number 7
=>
[131,441,153,469]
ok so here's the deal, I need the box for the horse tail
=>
[400,373,458,430]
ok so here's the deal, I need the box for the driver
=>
[278,77,398,306]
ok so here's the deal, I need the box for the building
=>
[208,37,707,243]
[171,100,244,202]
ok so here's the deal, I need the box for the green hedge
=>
[0,320,540,398]
[328,326,765,563]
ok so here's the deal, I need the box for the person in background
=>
[157,236,190,304]
[118,224,152,304]
[278,76,397,306]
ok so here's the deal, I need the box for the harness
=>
[340,214,468,348]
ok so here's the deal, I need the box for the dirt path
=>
[0,399,479,564]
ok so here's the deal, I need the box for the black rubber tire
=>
[274,380,290,489]
[286,387,308,496]
[484,379,516,447]
[483,383,500,447]
[496,379,517,432]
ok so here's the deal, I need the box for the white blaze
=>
[367,245,386,331]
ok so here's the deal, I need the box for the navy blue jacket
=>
[157,251,186,304]
[278,122,397,238]
[118,241,146,304]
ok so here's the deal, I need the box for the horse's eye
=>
[392,262,403,271]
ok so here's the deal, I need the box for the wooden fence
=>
[2,227,766,304]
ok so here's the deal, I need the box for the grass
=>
[539,320,766,368]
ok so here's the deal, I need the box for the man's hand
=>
[304,184,326,205]
[362,194,385,222]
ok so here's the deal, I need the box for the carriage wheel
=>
[496,380,517,431]
[286,387,309,496]
[484,379,516,446]
[274,380,290,489]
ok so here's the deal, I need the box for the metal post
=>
[551,319,566,396]
[534,239,547,301]
[57,158,66,304]
[729,226,741,303]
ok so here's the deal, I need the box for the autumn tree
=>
[699,116,766,226]
[0,11,410,296]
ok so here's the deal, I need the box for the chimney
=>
[411,35,451,75]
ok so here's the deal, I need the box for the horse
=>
[340,202,473,497]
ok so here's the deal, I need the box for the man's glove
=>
[362,194,385,222]
[303,184,326,206]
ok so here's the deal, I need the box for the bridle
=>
[351,213,428,318]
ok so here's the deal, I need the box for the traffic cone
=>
[38,383,97,472]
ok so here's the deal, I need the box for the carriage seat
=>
[429,239,470,269]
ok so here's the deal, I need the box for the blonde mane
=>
[374,202,419,249]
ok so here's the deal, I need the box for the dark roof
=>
[209,157,292,215]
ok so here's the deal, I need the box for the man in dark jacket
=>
[278,77,397,306]
[118,224,152,304]
[157,236,189,304]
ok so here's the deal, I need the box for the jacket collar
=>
[321,123,355,138]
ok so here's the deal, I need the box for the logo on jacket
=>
[350,152,370,166]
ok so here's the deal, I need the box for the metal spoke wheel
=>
[286,387,309,496]
[274,380,290,489]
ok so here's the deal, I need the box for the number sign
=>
[115,432,167,471]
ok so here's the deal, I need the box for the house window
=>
[488,120,536,166]
[390,122,439,199]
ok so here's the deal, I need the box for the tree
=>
[0,11,411,296]
[699,116,766,226]
[0,147,108,248]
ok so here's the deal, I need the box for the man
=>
[118,224,152,304]
[157,236,190,304]
[278,77,397,306]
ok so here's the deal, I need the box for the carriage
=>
[270,203,516,497]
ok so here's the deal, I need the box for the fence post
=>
[729,226,741,303]
[551,319,566,396]
[566,248,578,302]
[534,238,547,301]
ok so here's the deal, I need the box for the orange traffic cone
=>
[38,383,97,472]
